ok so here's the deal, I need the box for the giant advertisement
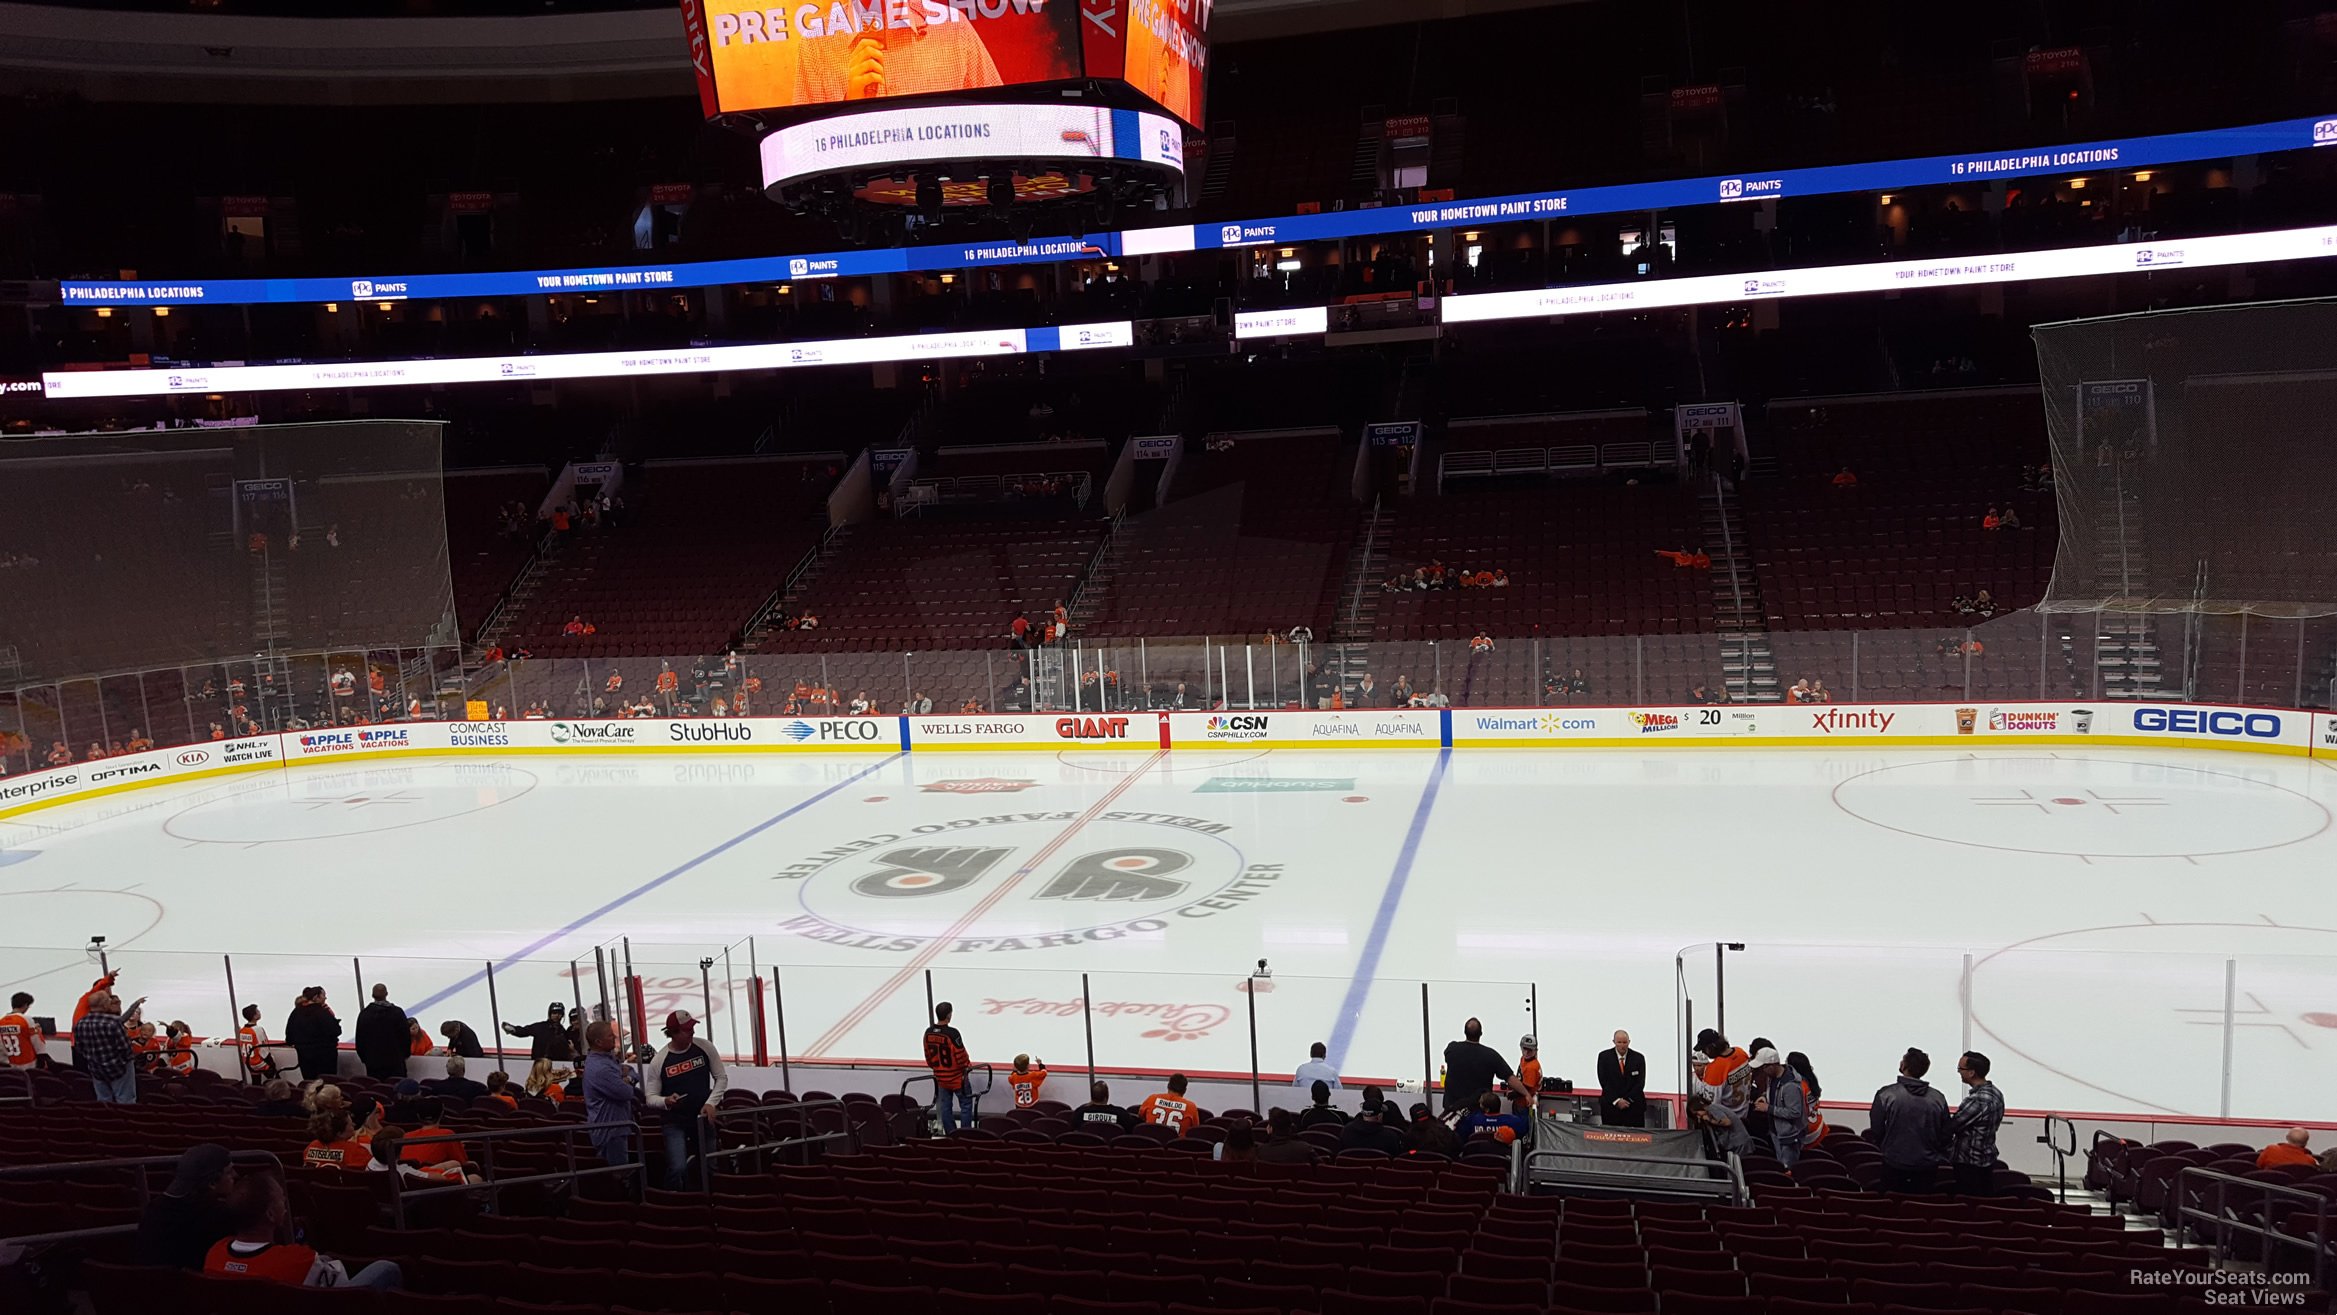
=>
[698,0,1083,115]
[1123,0,1210,128]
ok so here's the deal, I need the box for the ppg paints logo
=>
[352,280,374,298]
[2315,119,2337,145]
[1719,178,1781,200]
[1719,179,1743,199]
[1220,224,1243,244]
[789,258,809,277]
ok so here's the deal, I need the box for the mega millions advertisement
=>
[1123,0,1210,128]
[691,0,1084,115]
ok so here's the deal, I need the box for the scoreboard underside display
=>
[683,0,1211,129]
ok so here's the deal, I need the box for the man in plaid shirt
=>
[78,991,138,1104]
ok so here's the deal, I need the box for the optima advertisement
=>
[696,0,1083,114]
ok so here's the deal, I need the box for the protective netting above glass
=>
[0,420,456,683]
[2035,299,2337,619]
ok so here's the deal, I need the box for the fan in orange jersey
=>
[0,992,44,1069]
[1005,1054,1049,1109]
[1136,1073,1199,1134]
[302,1109,372,1173]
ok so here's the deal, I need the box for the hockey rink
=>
[3,744,2334,1121]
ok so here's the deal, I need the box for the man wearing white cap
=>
[645,1010,726,1190]
[1749,1047,1807,1172]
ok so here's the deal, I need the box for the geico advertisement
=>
[702,0,1082,115]
[1167,710,1441,747]
[909,712,1169,749]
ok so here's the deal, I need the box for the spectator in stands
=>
[1982,507,2002,530]
[1470,632,1495,654]
[1384,675,1414,709]
[1947,1050,2006,1194]
[353,984,408,1081]
[1,992,44,1071]
[425,1055,485,1101]
[1073,1081,1138,1133]
[2000,506,2022,530]
[1785,680,1811,704]
[302,1108,371,1172]
[1748,1047,1807,1170]
[205,1173,403,1290]
[847,690,873,715]
[404,1019,433,1062]
[79,990,137,1104]
[581,1020,640,1167]
[1832,467,1858,488]
[1510,1037,1542,1114]
[254,1079,304,1118]
[1298,1080,1347,1129]
[905,691,933,715]
[1407,1103,1459,1157]
[1343,1096,1410,1154]
[1694,1028,1748,1092]
[1456,1091,1528,1145]
[1599,1030,1647,1126]
[1870,1046,1950,1192]
[367,1127,480,1186]
[439,1020,484,1058]
[1288,624,1314,645]
[1138,1073,1199,1133]
[1294,1040,1340,1093]
[1442,1018,1514,1113]
[1217,1122,1257,1163]
[1255,1108,1319,1163]
[503,1002,575,1063]
[1690,684,1721,705]
[1689,1092,1747,1157]
[2258,1128,2317,1170]
[922,1001,975,1135]
[1010,612,1032,648]
[1492,569,1510,587]
[959,697,986,714]
[1005,1054,1048,1108]
[1564,668,1591,698]
[138,1143,239,1268]
[647,1010,725,1188]
[1355,673,1381,706]
[284,988,340,1083]
[480,1071,519,1111]
[1416,687,1451,708]
[1974,589,1997,617]
[519,1059,570,1101]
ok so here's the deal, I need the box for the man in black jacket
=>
[1071,1080,1138,1134]
[1597,1029,1648,1127]
[424,1055,487,1102]
[134,1143,237,1269]
[1340,1099,1409,1155]
[502,1002,576,1063]
[1870,1046,1950,1193]
[283,988,341,1082]
[352,984,409,1080]
[1441,1018,1513,1113]
[439,1020,485,1058]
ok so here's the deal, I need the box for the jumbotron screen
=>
[681,0,1209,128]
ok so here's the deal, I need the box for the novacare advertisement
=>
[0,701,2325,821]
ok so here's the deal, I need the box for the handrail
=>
[0,1149,284,1248]
[1519,1145,1750,1205]
[387,1117,645,1226]
[701,1098,863,1179]
[2175,1163,2330,1289]
[742,522,841,643]
[1063,510,1126,635]
[1343,495,1381,639]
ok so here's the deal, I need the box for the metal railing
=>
[2176,1164,2331,1289]
[701,1098,863,1179]
[1521,1145,1751,1204]
[386,1118,645,1227]
[0,1149,285,1248]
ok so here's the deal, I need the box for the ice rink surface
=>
[5,744,2333,1120]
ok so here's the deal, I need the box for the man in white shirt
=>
[1294,1041,1340,1092]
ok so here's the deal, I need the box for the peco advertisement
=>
[0,702,2323,821]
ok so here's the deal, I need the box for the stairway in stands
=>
[2089,455,2176,698]
[1701,474,1780,702]
[1327,499,1395,703]
[740,526,852,653]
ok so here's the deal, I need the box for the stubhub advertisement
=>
[0,702,2322,820]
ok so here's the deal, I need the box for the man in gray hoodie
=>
[1946,1050,2007,1195]
[1750,1047,1807,1172]
[1869,1046,1949,1193]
